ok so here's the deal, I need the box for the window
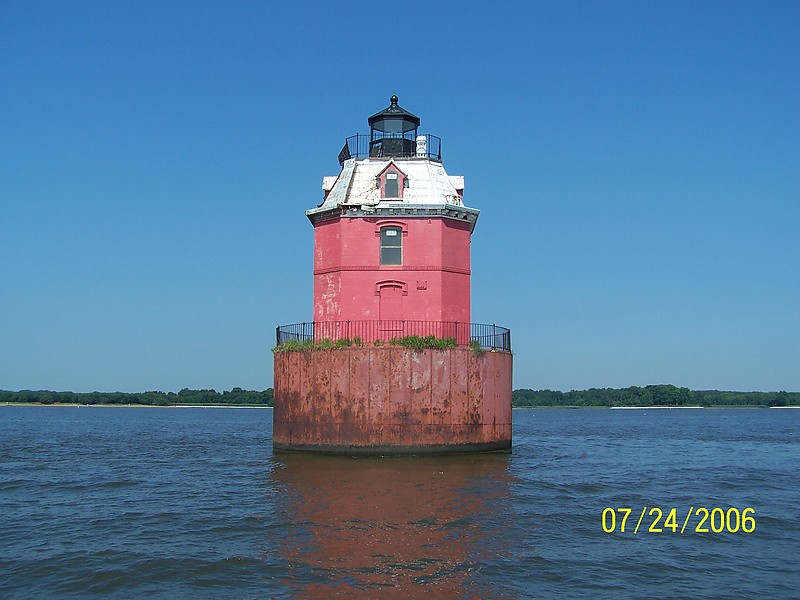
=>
[384,170,399,197]
[377,164,407,199]
[380,226,402,265]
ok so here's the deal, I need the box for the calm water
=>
[1,406,798,599]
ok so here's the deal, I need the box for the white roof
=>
[317,158,466,210]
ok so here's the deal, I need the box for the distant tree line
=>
[512,385,798,407]
[1,385,796,408]
[0,388,274,406]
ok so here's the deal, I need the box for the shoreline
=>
[610,406,704,409]
[4,403,798,410]
[514,405,798,409]
[0,403,272,409]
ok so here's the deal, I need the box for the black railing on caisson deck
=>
[275,321,511,352]
[338,133,442,164]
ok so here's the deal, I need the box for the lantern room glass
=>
[368,95,421,158]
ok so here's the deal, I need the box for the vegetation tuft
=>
[468,339,485,355]
[388,335,457,350]
[274,335,461,352]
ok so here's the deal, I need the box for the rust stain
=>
[273,347,511,453]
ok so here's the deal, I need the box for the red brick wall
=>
[312,216,472,324]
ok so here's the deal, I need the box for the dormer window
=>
[385,170,399,197]
[376,163,407,199]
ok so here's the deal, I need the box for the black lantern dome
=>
[367,95,420,158]
[337,96,442,165]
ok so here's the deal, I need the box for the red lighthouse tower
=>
[274,96,512,454]
[309,95,474,333]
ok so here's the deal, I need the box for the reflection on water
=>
[271,453,517,599]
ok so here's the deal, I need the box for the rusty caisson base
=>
[273,346,512,455]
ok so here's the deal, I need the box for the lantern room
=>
[367,94,420,158]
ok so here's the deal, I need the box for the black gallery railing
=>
[276,321,511,352]
[338,133,443,164]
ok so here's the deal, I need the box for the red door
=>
[379,285,403,333]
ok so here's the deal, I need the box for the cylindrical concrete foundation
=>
[273,346,512,455]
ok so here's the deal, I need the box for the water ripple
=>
[0,406,798,598]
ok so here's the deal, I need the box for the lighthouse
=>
[274,96,512,454]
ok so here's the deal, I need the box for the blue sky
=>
[1,1,798,393]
